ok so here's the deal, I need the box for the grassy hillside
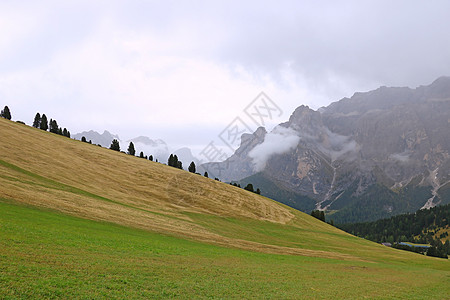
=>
[236,172,317,212]
[0,117,449,298]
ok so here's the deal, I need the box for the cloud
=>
[1,1,449,153]
[320,129,360,161]
[390,152,411,163]
[249,126,300,172]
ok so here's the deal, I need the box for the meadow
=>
[0,118,449,298]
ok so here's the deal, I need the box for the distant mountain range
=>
[126,136,170,162]
[201,77,450,223]
[73,130,183,163]
[73,130,121,148]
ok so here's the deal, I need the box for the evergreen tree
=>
[149,155,153,161]
[1,106,11,120]
[244,183,254,192]
[67,131,70,138]
[63,128,68,137]
[49,119,59,133]
[188,161,196,173]
[127,142,136,156]
[110,139,120,151]
[33,113,41,128]
[168,154,182,169]
[58,128,63,135]
[427,246,438,258]
[40,114,48,131]
[139,151,144,158]
[81,136,87,143]
[204,171,208,178]
[256,188,261,195]
[311,210,325,222]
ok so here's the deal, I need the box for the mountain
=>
[173,147,198,167]
[126,136,169,162]
[73,130,120,147]
[203,77,450,223]
[1,117,449,298]
[200,126,267,180]
[73,130,171,162]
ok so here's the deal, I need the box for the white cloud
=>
[1,1,449,151]
[390,151,411,163]
[249,126,300,172]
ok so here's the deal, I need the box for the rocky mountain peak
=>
[236,126,266,156]
[285,105,323,134]
[425,76,450,97]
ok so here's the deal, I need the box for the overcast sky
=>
[1,0,450,157]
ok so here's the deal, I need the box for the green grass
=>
[1,199,449,299]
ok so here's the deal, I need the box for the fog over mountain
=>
[73,131,188,163]
[201,77,450,223]
[126,136,169,162]
[249,126,300,172]
[73,130,121,148]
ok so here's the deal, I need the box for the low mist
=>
[249,126,300,172]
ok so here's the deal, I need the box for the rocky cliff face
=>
[200,127,267,181]
[202,77,450,222]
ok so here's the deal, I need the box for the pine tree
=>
[311,210,325,222]
[81,136,87,143]
[204,171,208,178]
[33,113,41,128]
[40,114,48,131]
[1,106,11,120]
[49,119,59,133]
[127,142,136,156]
[168,154,182,168]
[110,139,120,151]
[244,183,254,193]
[256,188,261,195]
[188,161,196,173]
[139,151,144,158]
[149,155,153,161]
[63,128,68,137]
